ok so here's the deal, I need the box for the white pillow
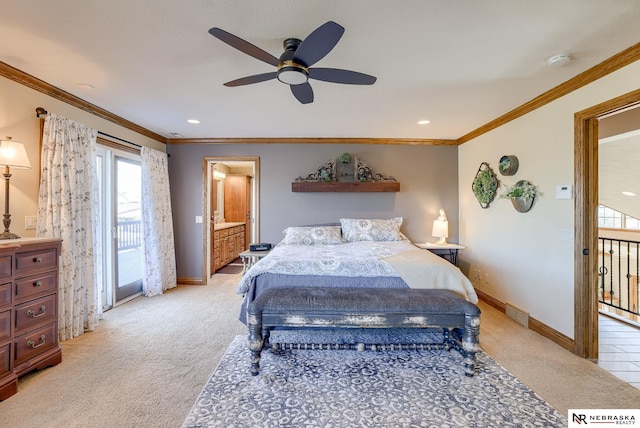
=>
[340,217,403,242]
[281,226,343,245]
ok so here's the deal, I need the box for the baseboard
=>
[476,288,575,353]
[529,318,574,352]
[475,289,505,313]
[177,277,205,285]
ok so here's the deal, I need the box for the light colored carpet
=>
[1,273,639,427]
[0,274,246,428]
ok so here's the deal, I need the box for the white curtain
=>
[37,113,101,341]
[141,146,177,296]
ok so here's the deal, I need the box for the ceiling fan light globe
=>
[277,67,308,85]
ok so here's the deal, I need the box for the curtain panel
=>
[37,113,101,341]
[141,146,177,296]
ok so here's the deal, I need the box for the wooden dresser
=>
[0,238,62,401]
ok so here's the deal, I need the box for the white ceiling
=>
[2,0,640,140]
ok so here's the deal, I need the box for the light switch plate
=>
[25,215,37,230]
[195,216,203,224]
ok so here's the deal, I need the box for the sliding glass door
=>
[114,157,143,302]
[96,146,143,310]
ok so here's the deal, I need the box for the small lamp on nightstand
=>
[431,209,448,245]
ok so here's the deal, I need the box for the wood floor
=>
[598,314,640,389]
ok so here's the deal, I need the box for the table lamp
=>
[0,137,32,239]
[431,209,448,245]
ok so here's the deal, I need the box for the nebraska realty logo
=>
[569,409,639,426]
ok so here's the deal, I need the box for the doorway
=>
[575,88,640,360]
[96,146,144,310]
[201,156,260,282]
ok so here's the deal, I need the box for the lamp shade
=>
[0,139,31,169]
[432,220,448,239]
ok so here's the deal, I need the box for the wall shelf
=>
[291,182,400,192]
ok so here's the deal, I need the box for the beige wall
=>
[459,59,640,338]
[0,76,164,238]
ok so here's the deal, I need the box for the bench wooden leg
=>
[461,313,481,377]
[247,313,264,376]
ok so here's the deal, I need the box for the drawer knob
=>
[27,305,47,318]
[33,281,42,288]
[27,334,46,349]
[33,257,42,263]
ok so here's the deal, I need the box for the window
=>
[598,205,640,230]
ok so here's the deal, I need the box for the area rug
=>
[183,333,567,427]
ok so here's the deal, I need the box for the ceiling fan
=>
[208,21,376,104]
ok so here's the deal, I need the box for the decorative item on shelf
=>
[294,158,336,182]
[337,153,355,182]
[354,157,396,183]
[471,162,498,209]
[292,154,399,192]
[431,209,448,245]
[498,155,519,176]
[500,180,538,213]
[0,137,32,239]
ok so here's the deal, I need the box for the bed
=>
[236,218,478,323]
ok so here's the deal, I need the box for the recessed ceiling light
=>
[187,119,200,124]
[417,120,430,125]
[622,191,636,197]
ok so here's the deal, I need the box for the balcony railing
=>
[117,219,142,251]
[599,237,640,322]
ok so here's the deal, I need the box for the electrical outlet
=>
[471,268,481,285]
[484,272,490,285]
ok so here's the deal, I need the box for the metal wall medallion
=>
[472,162,498,209]
[498,155,519,176]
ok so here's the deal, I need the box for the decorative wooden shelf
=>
[292,182,400,192]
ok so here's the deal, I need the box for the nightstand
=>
[414,243,465,266]
[239,249,270,273]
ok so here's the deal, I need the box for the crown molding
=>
[0,61,167,144]
[167,137,458,145]
[457,41,640,144]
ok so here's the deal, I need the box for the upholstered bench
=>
[247,287,481,377]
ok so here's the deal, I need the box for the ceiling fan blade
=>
[293,21,344,67]
[223,72,277,87]
[209,27,280,67]
[290,82,314,104]
[309,68,377,85]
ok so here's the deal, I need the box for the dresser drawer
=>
[0,282,10,308]
[14,294,56,334]
[14,322,56,365]
[0,309,10,343]
[0,342,10,377]
[15,248,58,276]
[14,272,57,303]
[0,255,11,279]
